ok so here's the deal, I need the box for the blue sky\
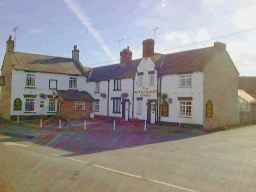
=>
[0,0,256,75]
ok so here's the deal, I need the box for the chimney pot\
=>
[6,35,15,53]
[143,39,154,58]
[120,46,132,64]
[72,45,80,62]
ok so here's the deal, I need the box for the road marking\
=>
[92,163,199,192]
[68,157,89,164]
[6,143,199,192]
[93,164,143,179]
[147,178,199,192]
[2,142,29,148]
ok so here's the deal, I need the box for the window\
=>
[95,82,100,94]
[13,98,22,111]
[48,99,56,112]
[179,98,192,118]
[114,79,121,91]
[160,101,169,117]
[25,98,35,112]
[69,77,77,89]
[148,71,155,86]
[73,102,86,112]
[137,98,143,115]
[137,72,143,87]
[94,99,100,112]
[40,100,44,108]
[179,74,192,88]
[112,97,121,114]
[49,79,58,89]
[25,74,36,88]
[206,100,214,118]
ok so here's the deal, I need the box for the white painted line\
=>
[68,157,89,164]
[66,158,199,192]
[3,142,29,148]
[147,178,199,192]
[93,164,143,179]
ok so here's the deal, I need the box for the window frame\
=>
[24,97,36,113]
[112,97,121,114]
[25,73,36,89]
[48,99,56,112]
[179,74,192,88]
[94,99,100,112]
[49,79,58,90]
[113,79,121,91]
[179,98,192,118]
[73,101,86,112]
[69,77,77,89]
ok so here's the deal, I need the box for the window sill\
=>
[25,86,36,89]
[179,116,192,119]
[113,112,121,114]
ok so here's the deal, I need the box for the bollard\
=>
[113,119,116,131]
[40,118,43,129]
[144,120,147,131]
[84,120,87,130]
[16,116,20,124]
[58,119,62,129]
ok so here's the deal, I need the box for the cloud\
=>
[63,0,115,60]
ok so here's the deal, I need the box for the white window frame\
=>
[69,77,77,89]
[148,71,155,87]
[137,98,143,115]
[25,73,36,88]
[179,74,192,88]
[48,99,56,112]
[49,79,57,90]
[25,98,35,112]
[179,99,192,118]
[94,99,100,112]
[137,73,143,87]
[95,82,100,94]
[74,102,86,112]
[113,79,121,91]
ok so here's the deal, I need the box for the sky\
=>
[0,0,256,75]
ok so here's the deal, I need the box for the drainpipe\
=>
[107,80,110,116]
[132,77,135,119]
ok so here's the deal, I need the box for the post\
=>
[16,116,20,124]
[144,120,147,131]
[113,119,116,131]
[84,120,87,130]
[58,119,62,129]
[40,118,43,129]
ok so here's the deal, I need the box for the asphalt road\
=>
[1,125,256,192]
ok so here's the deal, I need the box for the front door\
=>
[147,100,156,124]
